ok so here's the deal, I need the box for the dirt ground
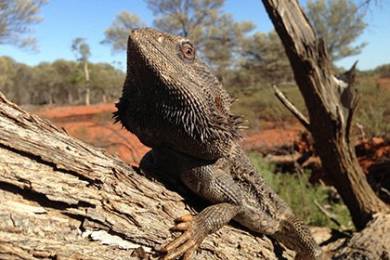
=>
[35,103,149,165]
[377,77,390,91]
[33,103,303,165]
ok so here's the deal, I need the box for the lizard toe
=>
[160,214,207,260]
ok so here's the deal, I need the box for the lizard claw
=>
[160,214,206,260]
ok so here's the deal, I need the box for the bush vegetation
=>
[0,56,125,106]
[249,153,353,229]
[229,72,390,138]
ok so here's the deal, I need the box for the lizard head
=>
[115,28,241,159]
[125,28,218,97]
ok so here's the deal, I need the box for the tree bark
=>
[333,214,390,259]
[261,0,388,229]
[0,92,294,259]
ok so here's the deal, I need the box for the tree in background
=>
[236,31,294,87]
[0,57,125,106]
[199,13,254,76]
[146,0,224,38]
[306,0,367,61]
[0,0,47,49]
[103,0,254,78]
[102,12,145,52]
[0,57,19,101]
[146,0,254,75]
[32,62,60,105]
[232,0,368,89]
[71,38,91,105]
[89,62,124,103]
[0,56,35,104]
[10,63,33,104]
[50,60,83,105]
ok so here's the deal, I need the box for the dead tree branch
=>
[273,85,310,130]
[261,0,388,230]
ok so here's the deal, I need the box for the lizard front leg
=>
[161,203,240,260]
[160,157,244,259]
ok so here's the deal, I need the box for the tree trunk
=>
[84,61,90,106]
[261,0,388,229]
[84,61,90,82]
[67,90,73,104]
[0,92,294,259]
[85,87,90,106]
[48,90,53,105]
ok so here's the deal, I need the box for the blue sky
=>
[0,0,389,70]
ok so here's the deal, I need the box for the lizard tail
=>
[274,215,323,259]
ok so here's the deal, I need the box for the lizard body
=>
[114,28,323,259]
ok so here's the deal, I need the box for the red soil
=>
[377,77,390,91]
[241,123,303,152]
[33,103,302,165]
[36,103,116,119]
[356,137,390,172]
[35,103,150,165]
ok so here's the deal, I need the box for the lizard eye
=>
[180,41,195,62]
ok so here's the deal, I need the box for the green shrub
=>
[249,153,353,229]
[230,84,306,128]
[355,77,390,138]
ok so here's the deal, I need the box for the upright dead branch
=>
[272,85,310,130]
[261,0,388,229]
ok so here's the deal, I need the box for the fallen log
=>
[0,92,294,259]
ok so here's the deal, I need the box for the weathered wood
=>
[0,92,295,259]
[261,0,388,229]
[333,214,390,259]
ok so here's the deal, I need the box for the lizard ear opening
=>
[179,41,196,63]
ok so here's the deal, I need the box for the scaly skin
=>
[114,28,240,161]
[115,28,323,259]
